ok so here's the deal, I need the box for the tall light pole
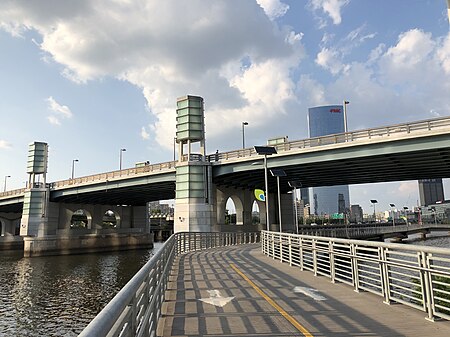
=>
[389,203,395,227]
[254,146,277,231]
[343,100,350,134]
[270,169,286,232]
[3,175,11,192]
[119,148,126,170]
[242,122,248,149]
[370,199,378,222]
[71,159,79,179]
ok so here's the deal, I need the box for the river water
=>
[0,244,162,337]
[1,234,449,337]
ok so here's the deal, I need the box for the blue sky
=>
[1,0,449,214]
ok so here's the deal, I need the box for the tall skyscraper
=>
[418,179,445,206]
[308,105,350,215]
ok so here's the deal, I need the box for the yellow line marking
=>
[230,263,314,337]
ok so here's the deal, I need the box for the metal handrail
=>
[211,115,450,162]
[78,231,260,337]
[262,231,450,321]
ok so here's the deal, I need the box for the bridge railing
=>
[51,160,177,189]
[211,115,450,162]
[297,223,450,239]
[0,188,26,199]
[78,231,260,337]
[262,230,450,322]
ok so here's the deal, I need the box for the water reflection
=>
[0,244,161,337]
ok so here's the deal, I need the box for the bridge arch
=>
[103,209,120,228]
[70,209,92,229]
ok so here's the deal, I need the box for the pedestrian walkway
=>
[159,244,450,337]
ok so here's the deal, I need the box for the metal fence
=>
[262,231,450,321]
[78,231,259,337]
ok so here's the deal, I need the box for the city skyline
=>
[1,0,450,213]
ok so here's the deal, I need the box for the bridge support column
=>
[173,95,216,232]
[20,186,51,237]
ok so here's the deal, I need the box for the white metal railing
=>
[297,223,450,239]
[78,231,259,337]
[262,231,450,321]
[210,115,450,162]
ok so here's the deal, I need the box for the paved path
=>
[160,244,450,337]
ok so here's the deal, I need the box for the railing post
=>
[313,239,318,276]
[421,251,435,321]
[330,241,336,283]
[351,243,360,292]
[299,236,304,271]
[288,235,292,266]
[381,246,390,303]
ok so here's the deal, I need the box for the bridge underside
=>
[213,136,450,193]
[50,181,176,206]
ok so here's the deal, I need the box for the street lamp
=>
[343,100,350,134]
[242,122,249,149]
[389,203,395,227]
[289,181,302,234]
[3,175,11,192]
[119,148,126,170]
[254,146,277,231]
[370,199,378,222]
[71,159,79,179]
[270,168,286,232]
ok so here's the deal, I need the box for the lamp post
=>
[270,168,286,232]
[242,122,248,149]
[173,137,176,161]
[343,100,350,134]
[71,159,79,179]
[119,148,126,170]
[389,203,395,227]
[3,175,10,192]
[289,181,302,234]
[254,146,277,231]
[370,199,378,223]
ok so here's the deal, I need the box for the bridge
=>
[79,231,450,337]
[1,95,450,255]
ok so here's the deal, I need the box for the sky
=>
[1,0,450,214]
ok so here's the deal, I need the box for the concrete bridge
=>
[1,95,450,255]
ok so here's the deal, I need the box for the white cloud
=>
[383,29,435,69]
[437,34,450,74]
[47,115,61,126]
[256,0,289,20]
[309,0,350,25]
[0,140,12,149]
[46,96,72,118]
[45,96,72,126]
[0,1,304,149]
[315,47,349,75]
[141,126,150,140]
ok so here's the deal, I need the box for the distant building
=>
[418,179,444,206]
[308,105,350,215]
[349,204,363,223]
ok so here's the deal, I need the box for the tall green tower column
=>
[20,142,51,237]
[174,96,215,232]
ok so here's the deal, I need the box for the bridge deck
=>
[160,244,450,337]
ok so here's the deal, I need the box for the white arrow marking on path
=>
[294,287,327,301]
[199,290,235,307]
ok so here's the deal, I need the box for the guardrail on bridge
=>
[262,231,450,322]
